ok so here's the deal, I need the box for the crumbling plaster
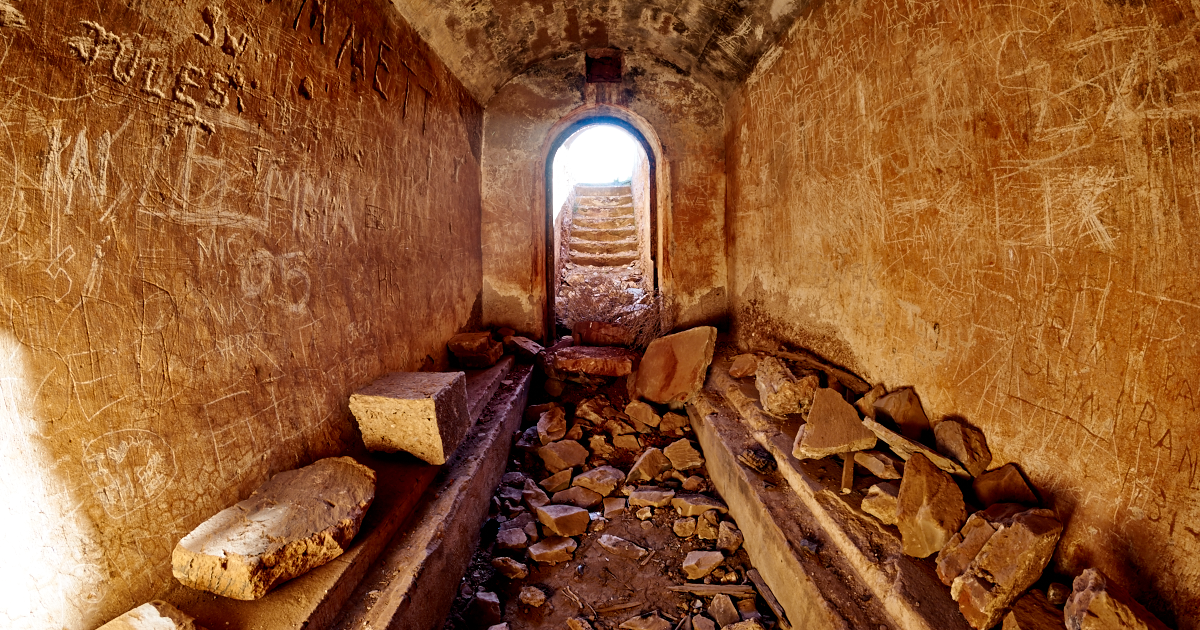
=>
[0,0,481,627]
[727,0,1200,626]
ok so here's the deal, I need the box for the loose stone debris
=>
[754,355,818,416]
[1065,568,1172,630]
[349,371,470,465]
[895,453,967,558]
[96,601,203,630]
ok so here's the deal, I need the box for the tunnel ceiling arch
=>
[388,0,811,103]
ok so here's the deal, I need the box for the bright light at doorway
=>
[552,124,640,216]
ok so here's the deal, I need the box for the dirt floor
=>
[443,372,778,630]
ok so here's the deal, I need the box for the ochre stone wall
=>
[482,52,726,336]
[727,0,1200,625]
[0,0,481,627]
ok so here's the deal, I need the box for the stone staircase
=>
[567,184,639,268]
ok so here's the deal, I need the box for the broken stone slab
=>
[96,601,205,630]
[491,556,529,579]
[535,504,591,537]
[672,494,729,517]
[935,420,993,477]
[952,509,1064,629]
[673,517,697,537]
[855,383,886,419]
[523,479,550,508]
[792,388,877,459]
[664,438,705,470]
[619,613,672,630]
[496,527,528,550]
[683,550,725,580]
[574,465,625,496]
[855,450,903,479]
[540,468,574,493]
[509,336,545,360]
[973,463,1039,506]
[937,512,1001,586]
[696,510,720,540]
[1064,568,1171,630]
[683,476,705,492]
[896,452,967,558]
[633,326,718,405]
[537,406,568,444]
[553,486,604,508]
[660,412,690,435]
[552,345,640,376]
[1002,590,1065,630]
[626,400,662,428]
[603,497,627,518]
[573,321,635,347]
[709,594,741,627]
[862,417,970,478]
[614,434,641,451]
[627,447,672,483]
[349,372,470,465]
[538,440,590,473]
[598,534,649,559]
[172,457,375,600]
[873,387,931,440]
[519,585,547,607]
[861,481,899,525]
[590,435,616,458]
[692,616,717,630]
[629,487,676,507]
[754,356,818,416]
[717,521,743,553]
[448,332,504,368]
[728,353,760,378]
[527,536,578,564]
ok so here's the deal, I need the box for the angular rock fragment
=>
[1002,590,1064,630]
[873,387,931,440]
[496,527,528,550]
[633,326,718,404]
[349,372,470,465]
[574,465,625,496]
[862,417,970,478]
[683,476,705,491]
[973,464,1039,507]
[568,618,596,630]
[491,556,529,579]
[629,487,676,507]
[855,450,903,479]
[535,504,591,537]
[683,550,725,579]
[660,412,690,435]
[627,447,672,483]
[896,453,967,558]
[620,613,672,630]
[709,594,741,627]
[697,510,720,540]
[614,434,642,451]
[626,400,662,428]
[172,457,375,600]
[509,336,545,359]
[664,439,705,470]
[1047,582,1070,607]
[523,479,550,508]
[603,497,627,518]
[537,406,568,444]
[728,353,760,378]
[754,356,818,416]
[576,396,615,424]
[553,486,604,508]
[539,440,590,473]
[598,534,649,559]
[861,481,900,525]
[952,509,1064,629]
[528,536,578,564]
[692,616,717,630]
[935,420,993,477]
[552,345,640,376]
[717,521,743,553]
[448,332,503,368]
[590,435,616,458]
[672,494,729,517]
[471,591,503,627]
[855,383,886,419]
[736,598,763,621]
[725,622,767,630]
[792,388,877,459]
[1065,568,1171,630]
[673,517,697,537]
[540,468,574,493]
[96,601,204,630]
[519,585,547,607]
[573,321,635,347]
[937,512,1000,585]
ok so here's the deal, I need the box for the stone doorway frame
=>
[541,106,668,344]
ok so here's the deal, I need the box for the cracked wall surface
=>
[726,0,1200,627]
[0,0,481,626]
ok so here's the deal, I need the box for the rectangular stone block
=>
[349,371,470,465]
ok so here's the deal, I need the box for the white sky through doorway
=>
[553,125,639,216]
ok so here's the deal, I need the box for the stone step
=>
[571,225,636,241]
[574,216,635,230]
[569,238,638,255]
[576,205,634,218]
[575,185,630,196]
[578,195,633,207]
[570,251,639,266]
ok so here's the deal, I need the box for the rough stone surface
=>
[1048,583,1071,607]
[551,346,641,376]
[709,594,741,627]
[664,439,706,470]
[633,327,719,404]
[692,616,717,630]
[627,448,672,483]
[1065,569,1172,630]
[861,481,900,525]
[855,450,904,479]
[974,464,1040,507]
[603,497,627,518]
[619,613,673,630]
[792,388,877,458]
[350,372,471,465]
[696,510,720,540]
[589,435,617,458]
[952,509,1064,629]
[724,622,767,630]
[534,504,591,537]
[598,534,649,559]
[490,556,529,579]
[674,517,698,538]
[540,468,574,493]
[448,333,504,368]
[509,336,546,359]
[96,601,204,630]
[935,420,993,478]
[1002,590,1066,630]
[518,586,546,607]
[863,418,970,478]
[728,354,761,378]
[625,400,662,429]
[552,486,604,508]
[172,457,376,600]
[573,321,635,347]
[717,522,744,553]
[937,512,1001,586]
[873,388,931,440]
[471,592,503,627]
[522,479,550,508]
[614,434,643,451]
[754,356,818,416]
[673,494,729,517]
[635,506,654,520]
[496,527,529,550]
[527,537,578,564]
[568,618,596,630]
[537,406,568,445]
[573,466,625,496]
[854,384,887,419]
[895,453,968,558]
[658,413,689,436]
[683,550,725,580]
[538,441,590,473]
[629,488,676,507]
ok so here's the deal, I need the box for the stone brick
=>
[535,503,591,537]
[973,464,1039,507]
[172,457,375,600]
[538,440,590,472]
[683,550,725,579]
[754,356,818,416]
[573,465,625,496]
[349,372,470,465]
[791,388,876,459]
[672,494,729,517]
[861,481,899,525]
[1065,569,1171,630]
[527,536,578,564]
[664,438,705,470]
[96,601,202,630]
[448,332,504,368]
[896,453,967,558]
[552,486,603,508]
[935,420,993,477]
[873,387,931,440]
[626,447,672,483]
[633,326,718,404]
[629,487,676,507]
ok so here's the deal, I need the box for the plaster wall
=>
[0,0,482,627]
[482,52,726,337]
[726,0,1200,626]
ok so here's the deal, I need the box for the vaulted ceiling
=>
[389,0,810,103]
